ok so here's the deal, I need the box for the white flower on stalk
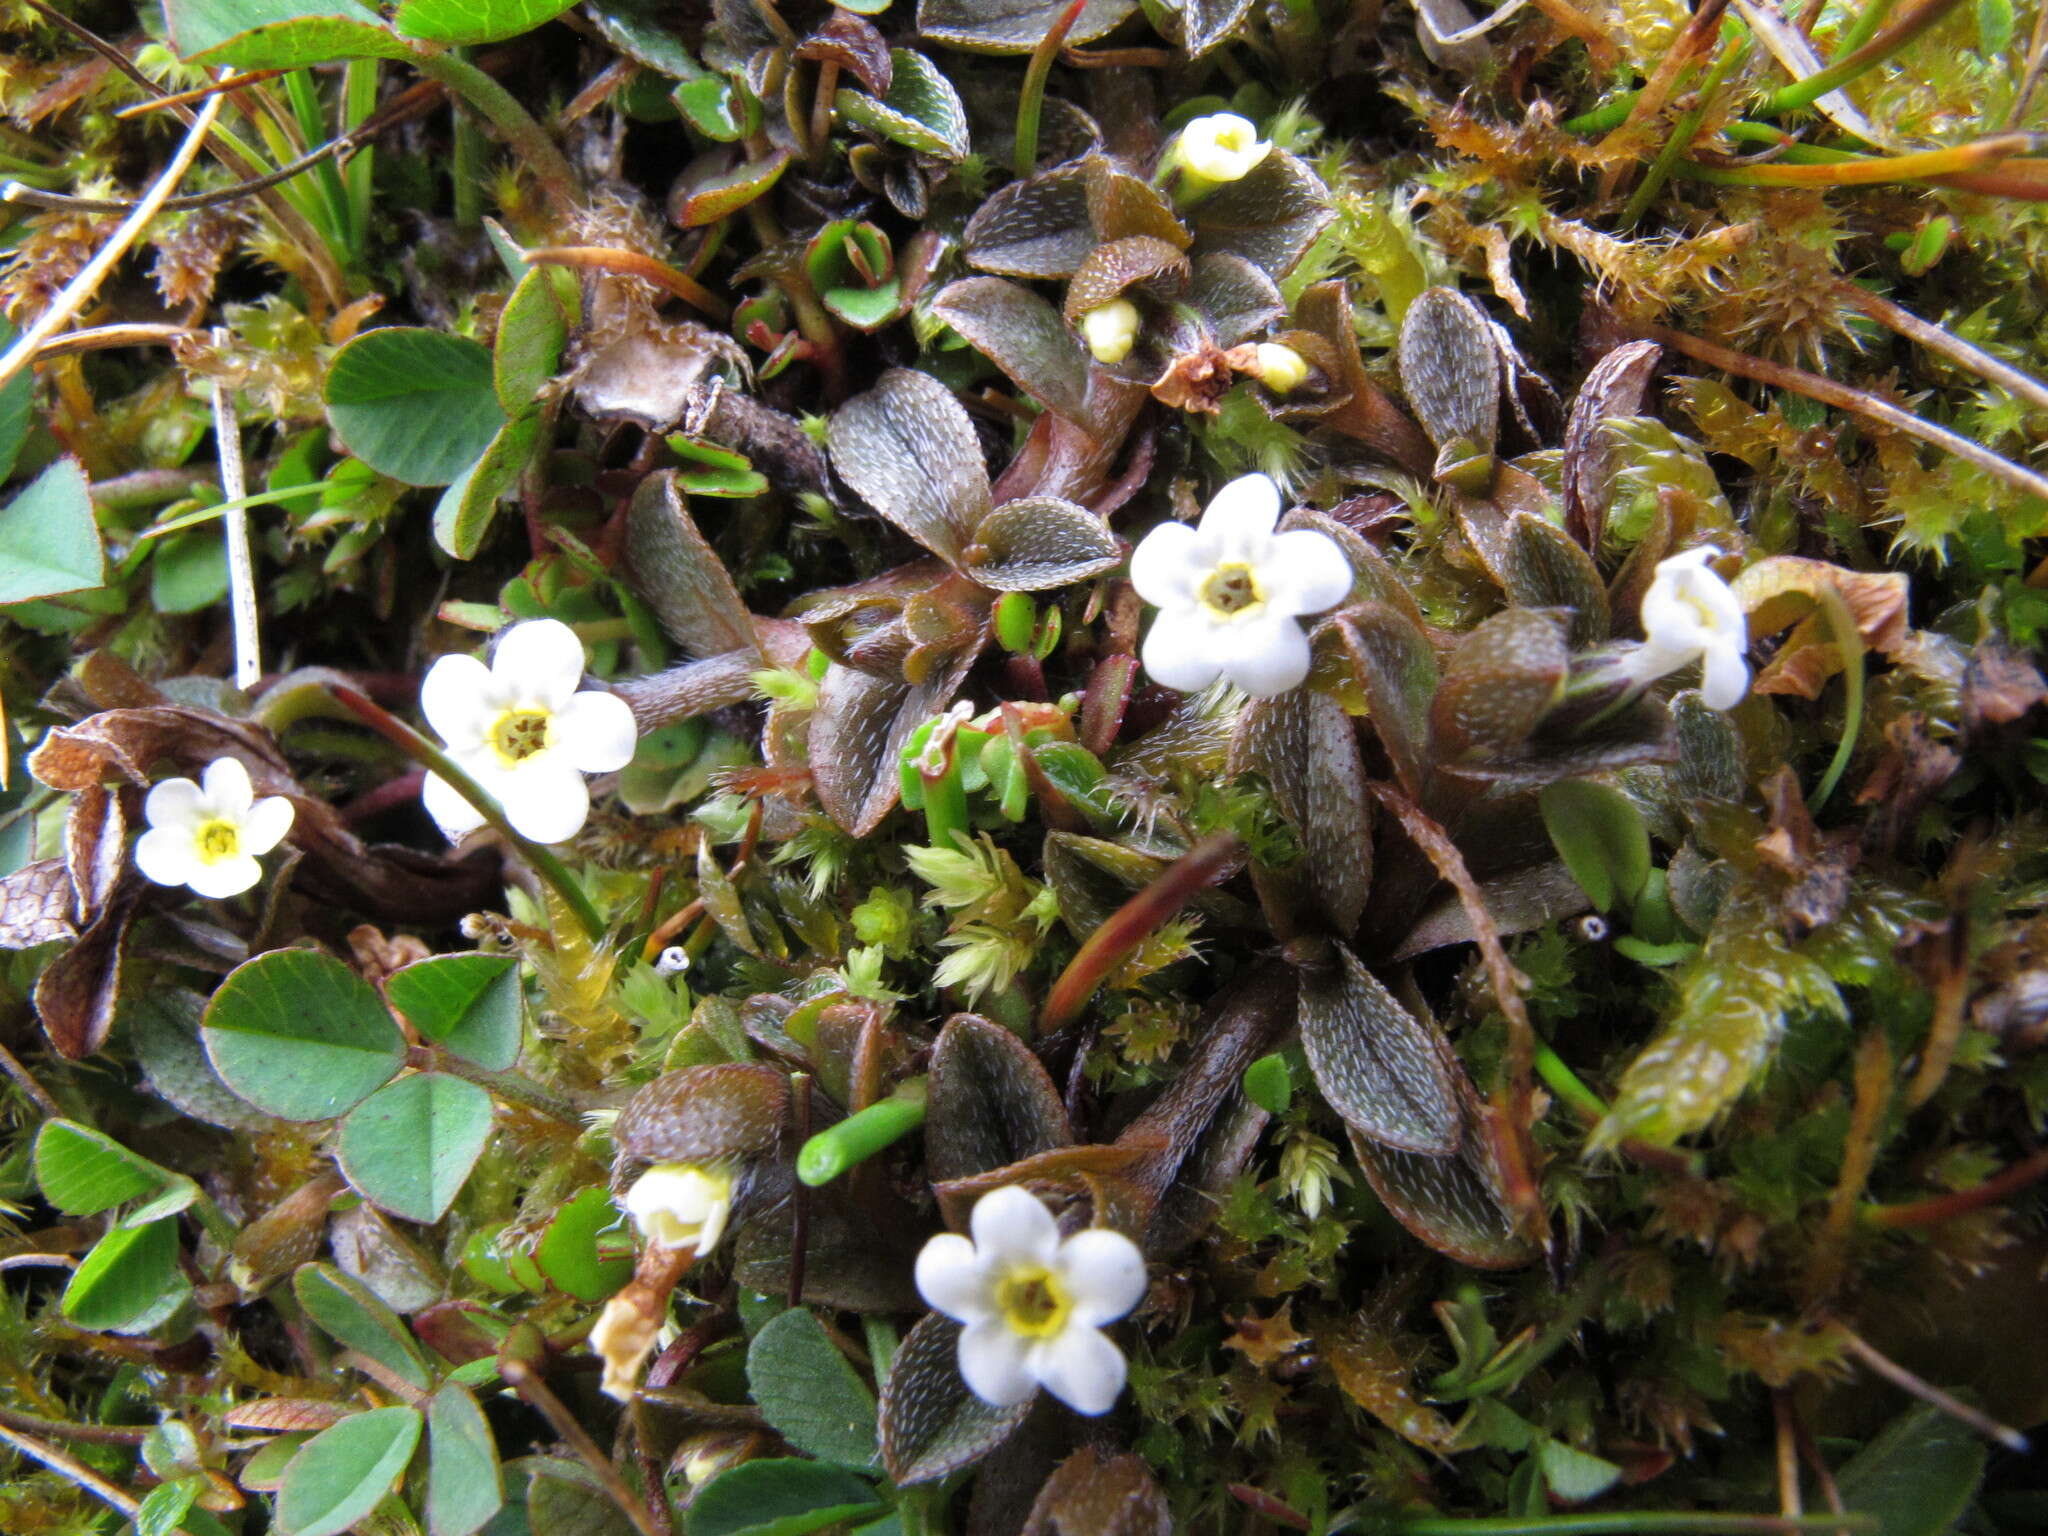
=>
[624,1162,734,1256]
[133,757,293,899]
[1079,299,1141,365]
[914,1185,1147,1416]
[419,618,638,845]
[1128,472,1351,697]
[1618,546,1749,711]
[1172,112,1270,186]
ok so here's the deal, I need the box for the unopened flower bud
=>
[1080,299,1141,366]
[1252,342,1309,394]
[1166,113,1270,197]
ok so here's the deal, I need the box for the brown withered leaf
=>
[1962,639,2048,735]
[1733,556,1909,699]
[926,1014,1073,1185]
[0,859,80,949]
[1756,766,1857,938]
[34,895,134,1059]
[1346,1128,1541,1270]
[1318,1312,1461,1451]
[1149,339,1239,413]
[1224,1300,1310,1369]
[1856,714,1960,857]
[1021,1448,1172,1536]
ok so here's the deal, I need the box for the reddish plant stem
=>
[1864,1145,2048,1229]
[1040,833,1242,1033]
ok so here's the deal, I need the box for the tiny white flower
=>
[1172,112,1271,186]
[624,1162,734,1256]
[1128,472,1351,697]
[1251,342,1309,394]
[654,945,692,978]
[1079,298,1141,366]
[419,618,639,845]
[914,1184,1147,1416]
[1619,546,1749,711]
[133,757,294,899]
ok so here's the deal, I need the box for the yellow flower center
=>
[195,820,240,863]
[1199,562,1264,618]
[994,1264,1072,1339]
[1214,123,1253,154]
[489,707,553,767]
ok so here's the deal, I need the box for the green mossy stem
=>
[1751,0,1967,118]
[795,1079,929,1186]
[328,683,608,943]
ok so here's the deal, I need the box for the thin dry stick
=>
[0,1423,141,1519]
[1804,1029,1892,1303]
[1772,1389,1803,1520]
[1832,1324,2031,1451]
[0,92,223,393]
[1836,279,2048,418]
[0,1406,149,1446]
[211,351,261,691]
[500,1358,664,1536]
[1648,324,2048,503]
[4,133,362,215]
[29,323,194,359]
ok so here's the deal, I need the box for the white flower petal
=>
[200,757,255,817]
[969,1185,1060,1268]
[1032,1323,1127,1416]
[553,690,639,773]
[1698,643,1750,712]
[420,652,498,752]
[1140,606,1225,694]
[239,796,295,857]
[694,1194,731,1256]
[1199,473,1282,561]
[143,776,206,834]
[186,852,263,900]
[422,771,487,841]
[1220,614,1312,697]
[499,765,591,844]
[956,1317,1038,1408]
[1128,520,1205,608]
[492,618,587,710]
[1056,1228,1148,1327]
[133,825,200,888]
[1261,528,1353,616]
[915,1232,992,1323]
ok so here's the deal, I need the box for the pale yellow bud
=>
[1080,299,1141,366]
[1253,342,1309,394]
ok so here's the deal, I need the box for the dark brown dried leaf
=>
[932,278,1091,425]
[963,161,1095,278]
[926,1014,1074,1185]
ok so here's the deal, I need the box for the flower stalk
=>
[797,1078,929,1186]
[328,683,607,942]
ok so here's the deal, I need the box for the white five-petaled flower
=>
[1129,472,1351,697]
[1619,546,1750,711]
[133,757,294,899]
[914,1185,1147,1416]
[624,1162,734,1256]
[1171,112,1271,187]
[1079,299,1141,366]
[419,618,638,845]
